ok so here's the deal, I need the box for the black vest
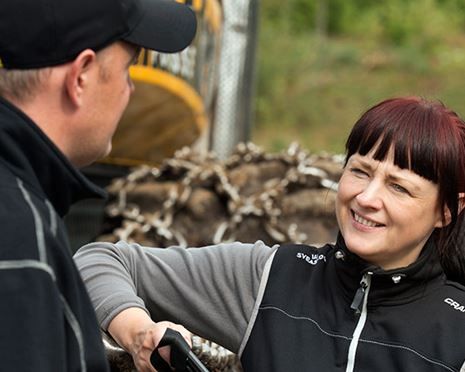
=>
[241,241,465,372]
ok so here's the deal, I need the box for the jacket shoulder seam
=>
[238,250,277,357]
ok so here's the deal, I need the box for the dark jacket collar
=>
[0,96,106,217]
[333,233,445,307]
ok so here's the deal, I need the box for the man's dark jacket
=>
[0,97,109,371]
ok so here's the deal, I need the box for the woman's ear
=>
[437,193,465,228]
[458,193,465,214]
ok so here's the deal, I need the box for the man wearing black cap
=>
[0,0,196,370]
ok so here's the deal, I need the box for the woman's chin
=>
[344,237,379,263]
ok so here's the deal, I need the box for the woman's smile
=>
[351,210,385,229]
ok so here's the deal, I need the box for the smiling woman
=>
[337,151,444,271]
[339,97,465,279]
[75,96,465,372]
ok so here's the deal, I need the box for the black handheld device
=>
[150,328,209,372]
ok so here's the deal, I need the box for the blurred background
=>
[253,0,465,154]
[67,0,465,252]
[105,0,465,165]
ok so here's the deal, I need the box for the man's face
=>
[78,41,139,166]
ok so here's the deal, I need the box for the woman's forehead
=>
[348,152,436,189]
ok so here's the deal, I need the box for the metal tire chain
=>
[106,142,342,246]
[191,335,240,371]
[213,142,342,244]
[106,151,220,247]
[103,331,236,372]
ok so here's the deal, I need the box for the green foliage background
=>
[252,0,465,153]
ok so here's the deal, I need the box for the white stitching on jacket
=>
[260,306,457,372]
[45,200,57,237]
[16,177,87,372]
[0,259,56,280]
[238,250,277,357]
[60,293,87,372]
[17,178,47,263]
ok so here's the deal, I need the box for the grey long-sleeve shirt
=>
[74,240,277,354]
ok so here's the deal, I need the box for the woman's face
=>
[336,149,444,270]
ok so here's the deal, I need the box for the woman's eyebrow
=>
[387,173,409,184]
[387,172,422,190]
[352,157,417,185]
[350,157,374,170]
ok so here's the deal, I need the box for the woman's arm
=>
[107,307,192,372]
[74,240,276,353]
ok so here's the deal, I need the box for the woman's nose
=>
[355,181,383,210]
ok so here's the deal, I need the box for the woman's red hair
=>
[345,96,465,282]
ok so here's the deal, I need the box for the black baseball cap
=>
[0,0,197,69]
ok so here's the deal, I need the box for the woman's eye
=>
[392,183,410,195]
[350,167,368,177]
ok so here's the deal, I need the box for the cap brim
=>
[124,0,197,53]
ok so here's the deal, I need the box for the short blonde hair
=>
[0,67,51,102]
[0,44,129,102]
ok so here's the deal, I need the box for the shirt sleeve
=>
[74,240,277,353]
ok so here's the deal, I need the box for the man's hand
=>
[108,307,192,371]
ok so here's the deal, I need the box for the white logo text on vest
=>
[296,252,326,265]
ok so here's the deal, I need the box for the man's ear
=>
[64,49,97,108]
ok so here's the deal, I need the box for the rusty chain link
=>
[104,142,343,247]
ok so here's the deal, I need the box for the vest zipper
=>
[346,272,372,372]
